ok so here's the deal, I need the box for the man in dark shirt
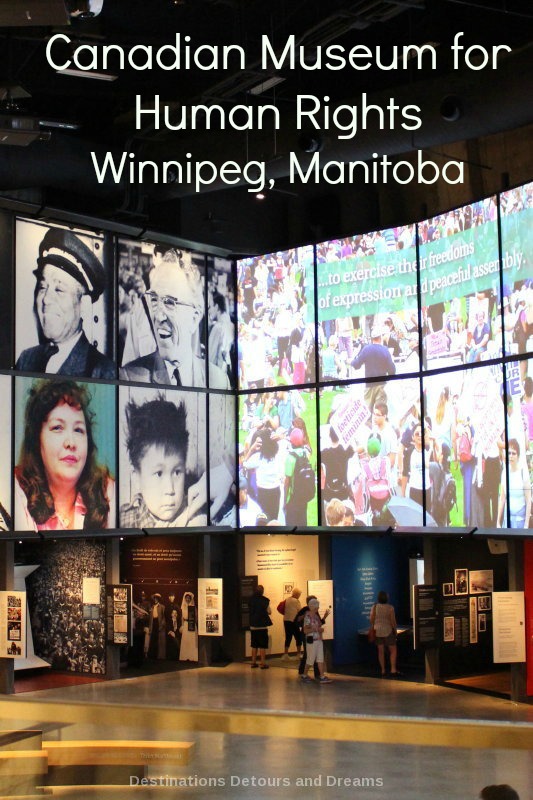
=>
[351,325,396,409]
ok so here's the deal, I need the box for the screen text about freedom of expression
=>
[46,33,512,192]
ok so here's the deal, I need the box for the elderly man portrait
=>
[16,225,115,379]
[120,248,229,389]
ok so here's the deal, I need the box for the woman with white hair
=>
[301,598,332,684]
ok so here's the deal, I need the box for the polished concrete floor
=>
[1,661,532,800]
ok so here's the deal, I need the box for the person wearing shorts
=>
[370,591,400,678]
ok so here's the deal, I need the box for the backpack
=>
[458,430,473,462]
[277,600,286,615]
[440,472,457,514]
[362,458,391,501]
[291,451,316,503]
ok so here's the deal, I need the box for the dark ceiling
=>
[0,0,531,253]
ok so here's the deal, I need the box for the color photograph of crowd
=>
[420,192,532,370]
[238,387,318,526]
[237,245,315,388]
[316,224,420,383]
[318,360,533,530]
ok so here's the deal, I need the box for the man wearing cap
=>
[351,325,396,409]
[120,249,229,389]
[16,227,114,378]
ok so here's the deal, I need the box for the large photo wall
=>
[0,220,236,533]
[237,181,533,529]
[0,180,531,533]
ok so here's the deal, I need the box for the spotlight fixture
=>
[66,0,104,18]
[440,95,463,122]
[298,133,323,153]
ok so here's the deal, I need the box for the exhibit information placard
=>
[307,579,334,640]
[493,591,525,663]
[198,578,223,636]
[0,591,26,659]
[413,585,439,649]
[239,575,257,630]
[106,584,133,646]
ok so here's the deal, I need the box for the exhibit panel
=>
[238,387,318,526]
[419,198,500,371]
[15,217,115,380]
[16,540,107,674]
[317,224,419,382]
[435,537,509,678]
[118,238,209,389]
[237,244,316,388]
[331,535,410,665]
[120,534,199,663]
[118,385,207,529]
[13,376,117,532]
[318,376,421,527]
[244,533,319,655]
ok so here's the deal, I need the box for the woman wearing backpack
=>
[284,428,315,526]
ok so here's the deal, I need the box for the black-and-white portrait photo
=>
[477,595,492,611]
[0,375,12,532]
[119,386,208,528]
[209,393,236,526]
[118,239,228,389]
[207,256,236,389]
[15,218,115,379]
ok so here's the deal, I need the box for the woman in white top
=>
[370,591,400,678]
[243,428,282,522]
[497,438,531,529]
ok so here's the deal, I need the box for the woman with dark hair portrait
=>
[120,394,207,528]
[15,379,115,531]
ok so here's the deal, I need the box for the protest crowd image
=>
[236,182,533,530]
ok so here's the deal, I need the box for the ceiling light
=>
[249,76,285,96]
[256,192,266,200]
[57,68,117,82]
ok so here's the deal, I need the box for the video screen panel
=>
[209,392,236,526]
[119,386,207,528]
[238,387,318,526]
[0,375,11,531]
[207,256,236,390]
[500,181,533,358]
[237,245,315,388]
[419,198,500,370]
[318,377,421,527]
[0,211,13,369]
[15,218,115,379]
[14,377,116,531]
[422,363,505,528]
[118,239,214,389]
[316,226,419,383]
[504,357,532,528]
